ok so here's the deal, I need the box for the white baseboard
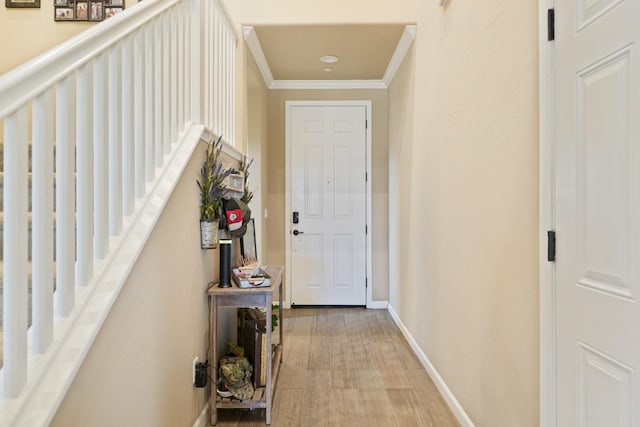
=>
[192,403,209,427]
[387,304,476,427]
[367,300,389,309]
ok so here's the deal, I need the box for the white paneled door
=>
[289,105,367,306]
[555,1,640,425]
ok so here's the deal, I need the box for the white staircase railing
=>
[0,0,235,418]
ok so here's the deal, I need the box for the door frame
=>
[539,0,556,425]
[284,100,373,308]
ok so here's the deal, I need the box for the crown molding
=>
[269,79,387,90]
[382,25,417,87]
[242,25,274,88]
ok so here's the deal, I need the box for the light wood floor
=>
[214,308,459,426]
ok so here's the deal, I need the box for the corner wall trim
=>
[382,25,417,87]
[192,403,209,427]
[387,304,476,427]
[243,26,275,88]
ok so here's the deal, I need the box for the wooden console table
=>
[207,265,284,425]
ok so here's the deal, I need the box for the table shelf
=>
[215,343,283,409]
[208,265,284,426]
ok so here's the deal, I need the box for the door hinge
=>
[365,225,368,235]
[547,8,555,41]
[365,172,368,182]
[365,119,368,129]
[547,230,556,262]
[366,277,368,289]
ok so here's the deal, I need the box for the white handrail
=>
[0,0,180,119]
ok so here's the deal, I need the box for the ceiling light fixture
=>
[320,55,338,64]
[323,67,333,72]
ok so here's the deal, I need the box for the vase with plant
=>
[197,135,231,249]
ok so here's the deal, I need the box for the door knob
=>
[292,229,304,236]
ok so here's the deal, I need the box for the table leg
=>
[266,295,272,425]
[209,298,218,426]
[279,281,283,362]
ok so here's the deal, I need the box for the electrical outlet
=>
[195,362,208,388]
[192,357,199,385]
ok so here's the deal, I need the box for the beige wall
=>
[388,45,415,315]
[388,1,539,426]
[51,142,233,427]
[266,89,389,302]
[224,0,415,26]
[245,50,269,264]
[0,0,136,76]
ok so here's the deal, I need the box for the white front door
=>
[555,1,640,425]
[288,105,367,306]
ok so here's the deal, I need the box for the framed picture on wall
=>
[54,6,73,19]
[104,6,121,17]
[75,1,87,19]
[6,0,40,7]
[89,1,102,20]
[54,0,122,21]
[240,219,257,264]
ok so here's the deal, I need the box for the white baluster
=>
[203,0,210,129]
[56,74,76,316]
[76,64,94,287]
[93,55,109,258]
[214,6,221,134]
[3,105,29,398]
[219,21,224,139]
[170,9,178,144]
[145,25,155,182]
[211,4,216,131]
[223,25,229,140]
[213,1,219,131]
[32,89,55,353]
[177,3,184,132]
[214,4,219,132]
[109,45,123,233]
[190,0,200,124]
[122,37,135,216]
[134,31,145,198]
[163,12,171,155]
[206,0,212,129]
[226,22,232,140]
[230,27,236,144]
[154,17,163,168]
[184,1,190,123]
